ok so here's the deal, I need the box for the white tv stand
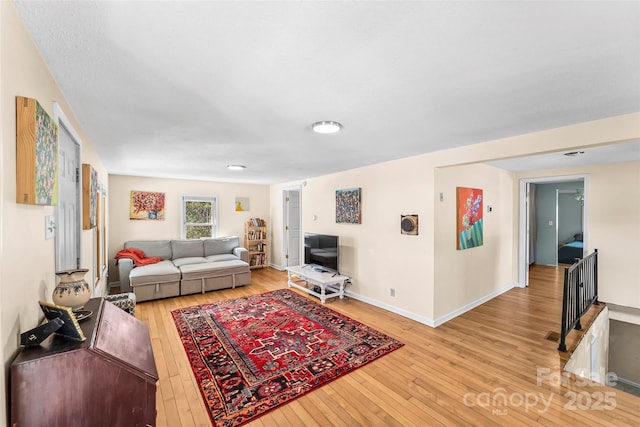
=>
[286,265,350,304]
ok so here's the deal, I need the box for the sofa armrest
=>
[233,247,249,263]
[117,258,135,293]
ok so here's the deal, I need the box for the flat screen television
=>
[304,233,339,272]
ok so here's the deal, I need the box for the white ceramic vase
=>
[53,269,91,309]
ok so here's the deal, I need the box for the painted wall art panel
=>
[130,191,165,220]
[456,187,483,250]
[336,187,361,224]
[16,96,59,205]
[82,164,97,229]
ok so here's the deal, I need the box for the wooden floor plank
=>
[136,265,640,426]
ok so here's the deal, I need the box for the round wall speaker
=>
[400,215,418,235]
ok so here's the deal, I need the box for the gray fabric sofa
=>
[117,237,251,302]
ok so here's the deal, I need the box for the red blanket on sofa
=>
[115,248,163,266]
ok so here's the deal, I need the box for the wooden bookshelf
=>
[244,218,268,269]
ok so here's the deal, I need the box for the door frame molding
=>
[53,102,83,271]
[282,185,302,268]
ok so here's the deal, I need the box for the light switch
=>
[45,215,55,239]
[548,220,553,226]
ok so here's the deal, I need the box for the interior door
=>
[283,189,301,266]
[56,123,80,270]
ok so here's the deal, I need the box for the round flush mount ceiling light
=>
[227,164,246,171]
[312,120,343,134]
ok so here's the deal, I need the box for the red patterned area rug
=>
[171,289,403,426]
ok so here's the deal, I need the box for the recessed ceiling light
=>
[312,120,343,134]
[227,165,246,170]
[564,151,585,157]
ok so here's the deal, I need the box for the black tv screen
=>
[304,233,339,272]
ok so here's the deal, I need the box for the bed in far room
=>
[558,233,584,264]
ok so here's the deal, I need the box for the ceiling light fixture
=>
[312,120,343,134]
[227,165,246,171]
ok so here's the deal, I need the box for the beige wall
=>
[108,175,269,282]
[518,161,640,309]
[270,114,640,327]
[1,2,108,422]
[271,154,438,324]
[434,163,516,320]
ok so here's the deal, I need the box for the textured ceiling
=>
[14,1,640,184]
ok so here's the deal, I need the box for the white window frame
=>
[181,195,218,239]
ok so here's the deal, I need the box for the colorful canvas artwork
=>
[130,191,165,220]
[456,187,483,250]
[16,96,58,205]
[34,102,58,205]
[336,188,361,224]
[83,164,98,229]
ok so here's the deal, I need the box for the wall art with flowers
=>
[130,191,165,220]
[456,187,483,250]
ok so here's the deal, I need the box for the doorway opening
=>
[518,174,588,287]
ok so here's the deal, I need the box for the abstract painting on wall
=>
[82,164,98,229]
[456,187,483,250]
[15,96,58,205]
[130,191,165,220]
[336,187,361,224]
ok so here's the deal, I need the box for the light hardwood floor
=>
[135,265,640,426]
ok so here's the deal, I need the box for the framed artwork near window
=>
[130,191,165,220]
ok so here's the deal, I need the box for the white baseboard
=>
[344,290,436,328]
[433,282,516,327]
[345,283,516,328]
[272,267,514,328]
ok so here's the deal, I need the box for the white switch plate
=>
[45,215,55,239]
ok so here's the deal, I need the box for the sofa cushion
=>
[171,240,204,259]
[129,260,181,286]
[179,260,249,280]
[173,256,208,267]
[125,240,172,259]
[205,254,239,263]
[204,236,239,256]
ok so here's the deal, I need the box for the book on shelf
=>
[247,229,265,240]
[248,218,266,227]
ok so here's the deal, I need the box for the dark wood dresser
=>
[11,298,158,427]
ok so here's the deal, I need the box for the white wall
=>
[518,161,640,309]
[1,2,108,422]
[270,114,640,327]
[564,307,610,384]
[108,175,269,282]
[434,163,515,321]
[271,154,437,324]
